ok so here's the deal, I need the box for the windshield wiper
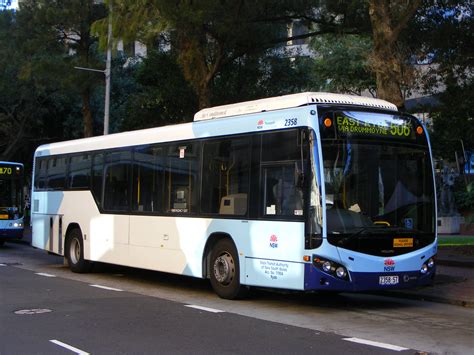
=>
[334,225,425,246]
[373,226,426,235]
[335,225,384,245]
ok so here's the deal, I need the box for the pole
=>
[103,0,112,135]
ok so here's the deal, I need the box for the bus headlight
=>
[420,264,428,274]
[13,222,22,228]
[336,267,347,279]
[313,255,349,281]
[420,258,435,274]
[322,261,332,273]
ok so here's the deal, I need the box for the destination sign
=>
[0,164,22,177]
[334,112,415,140]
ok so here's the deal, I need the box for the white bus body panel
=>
[32,187,308,289]
[244,221,305,290]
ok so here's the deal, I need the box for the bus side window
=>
[263,165,303,217]
[103,150,132,211]
[35,158,48,190]
[260,129,305,218]
[165,142,199,214]
[201,137,250,215]
[132,146,164,213]
[68,154,92,189]
[92,153,104,208]
[47,157,67,190]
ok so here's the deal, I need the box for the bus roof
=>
[0,161,24,167]
[35,92,399,157]
[194,92,398,121]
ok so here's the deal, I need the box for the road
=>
[1,242,473,354]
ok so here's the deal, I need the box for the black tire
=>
[65,228,92,273]
[0,240,5,247]
[209,238,248,299]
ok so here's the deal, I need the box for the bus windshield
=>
[322,141,435,236]
[0,170,23,218]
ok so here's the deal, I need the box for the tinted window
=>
[34,158,48,190]
[92,153,104,207]
[47,156,67,190]
[132,146,164,212]
[165,142,200,213]
[263,164,303,217]
[262,130,301,162]
[68,154,91,189]
[104,150,131,211]
[202,137,250,215]
[260,129,306,219]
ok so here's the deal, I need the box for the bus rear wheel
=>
[210,239,248,299]
[65,228,92,273]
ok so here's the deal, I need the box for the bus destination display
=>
[0,164,22,177]
[335,112,415,139]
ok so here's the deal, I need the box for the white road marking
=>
[89,284,123,292]
[0,263,6,266]
[50,340,89,355]
[36,272,56,277]
[343,337,409,351]
[15,308,52,315]
[185,305,224,313]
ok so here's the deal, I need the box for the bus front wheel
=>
[210,239,248,299]
[65,228,92,273]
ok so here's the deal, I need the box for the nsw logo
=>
[257,119,264,129]
[384,258,395,272]
[269,234,278,248]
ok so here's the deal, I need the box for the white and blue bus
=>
[0,161,24,246]
[31,93,437,299]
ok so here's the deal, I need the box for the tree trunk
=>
[81,89,94,137]
[197,81,211,109]
[368,0,421,110]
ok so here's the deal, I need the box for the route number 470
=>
[284,118,298,126]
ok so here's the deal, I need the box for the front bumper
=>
[304,263,435,292]
[0,228,24,239]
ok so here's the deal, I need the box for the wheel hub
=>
[70,238,81,265]
[213,252,234,285]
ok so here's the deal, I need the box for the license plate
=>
[393,238,413,247]
[379,275,399,285]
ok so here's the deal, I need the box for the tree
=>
[118,50,197,131]
[96,0,324,109]
[429,80,474,159]
[368,0,422,109]
[309,34,376,95]
[23,0,107,137]
[0,8,73,162]
[404,1,473,159]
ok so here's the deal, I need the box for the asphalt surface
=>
[2,239,474,354]
[1,265,414,354]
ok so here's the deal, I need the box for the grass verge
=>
[438,236,474,246]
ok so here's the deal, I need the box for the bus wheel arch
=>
[205,234,249,299]
[65,225,92,273]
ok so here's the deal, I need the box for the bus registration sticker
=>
[393,238,413,248]
[379,276,399,285]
